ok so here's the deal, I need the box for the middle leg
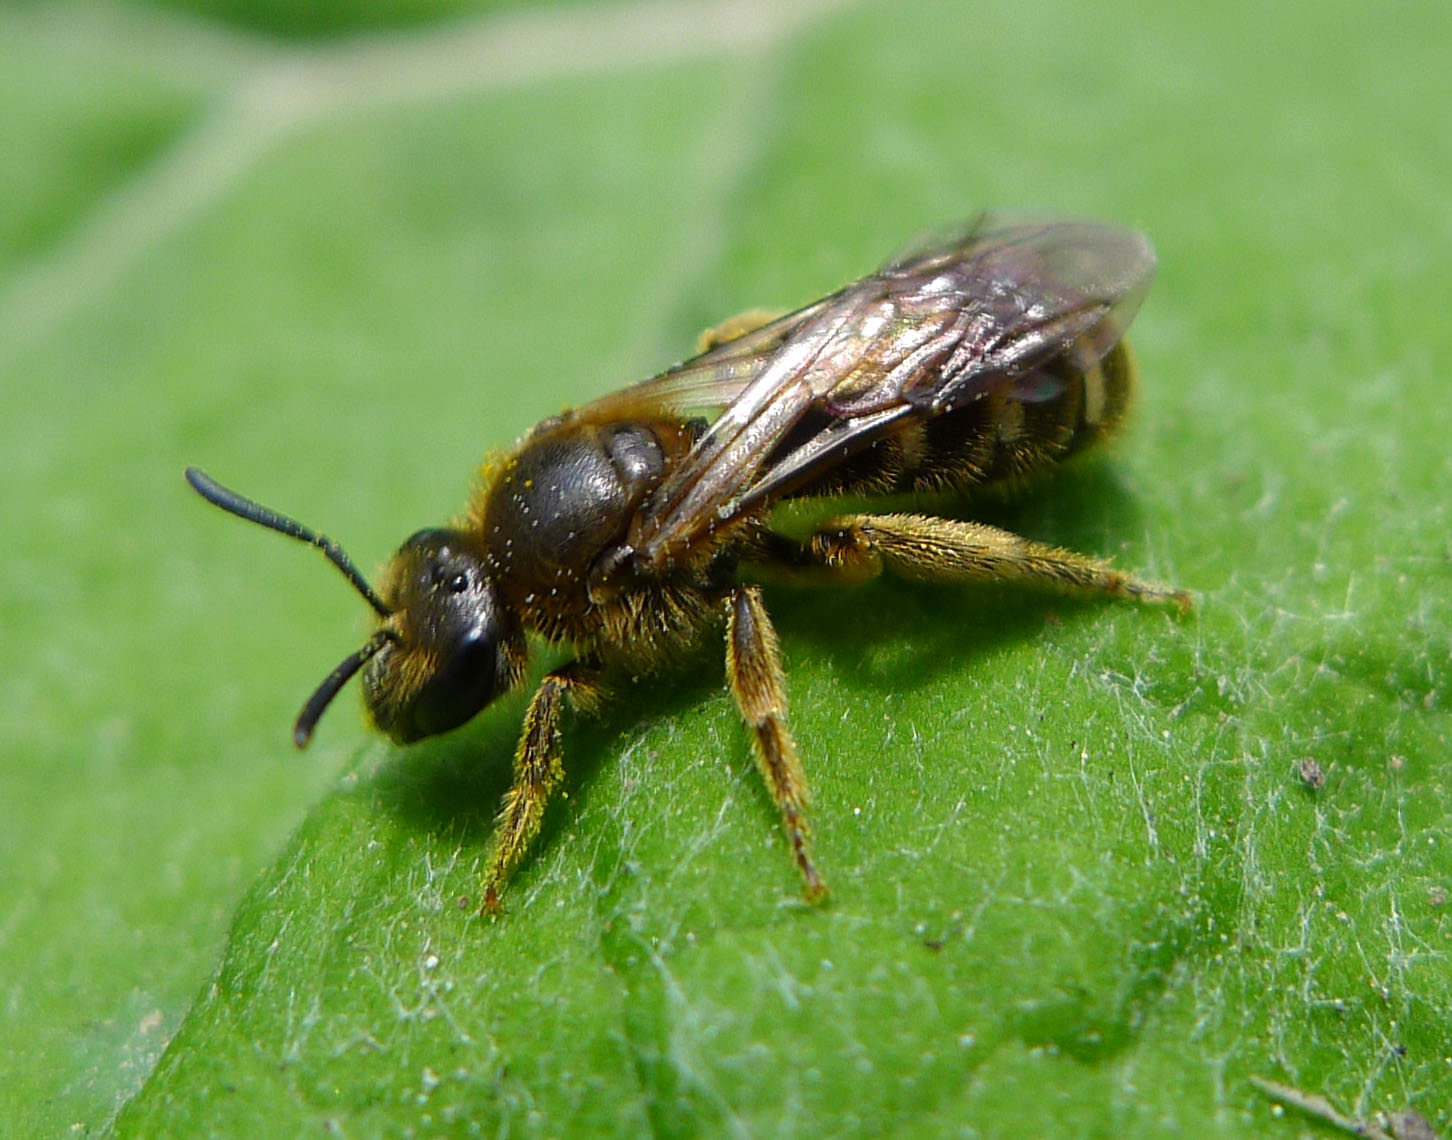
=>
[725,584,827,901]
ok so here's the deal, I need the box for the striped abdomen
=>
[784,339,1137,502]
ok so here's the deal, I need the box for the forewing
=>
[627,280,910,566]
[862,215,1155,413]
[569,297,837,424]
[736,218,1157,507]
[619,217,1154,568]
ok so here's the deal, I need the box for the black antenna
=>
[293,630,393,748]
[185,467,391,619]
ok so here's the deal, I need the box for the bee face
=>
[364,529,524,744]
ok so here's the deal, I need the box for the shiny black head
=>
[363,528,524,743]
[185,468,524,748]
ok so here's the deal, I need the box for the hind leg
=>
[793,512,1190,612]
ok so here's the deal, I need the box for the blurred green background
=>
[2,0,1448,1136]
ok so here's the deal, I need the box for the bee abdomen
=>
[908,339,1136,492]
[784,340,1137,501]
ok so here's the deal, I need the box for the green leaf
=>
[2,1,1448,1136]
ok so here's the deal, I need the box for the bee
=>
[188,216,1189,913]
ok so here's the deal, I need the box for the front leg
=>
[483,659,602,914]
[725,585,827,902]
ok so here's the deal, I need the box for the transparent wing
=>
[606,217,1155,569]
[571,296,839,424]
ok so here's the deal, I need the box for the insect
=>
[188,216,1189,913]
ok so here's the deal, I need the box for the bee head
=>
[185,469,524,749]
[362,529,524,744]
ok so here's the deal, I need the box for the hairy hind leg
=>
[797,513,1190,612]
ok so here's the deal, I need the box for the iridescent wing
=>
[583,217,1155,570]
